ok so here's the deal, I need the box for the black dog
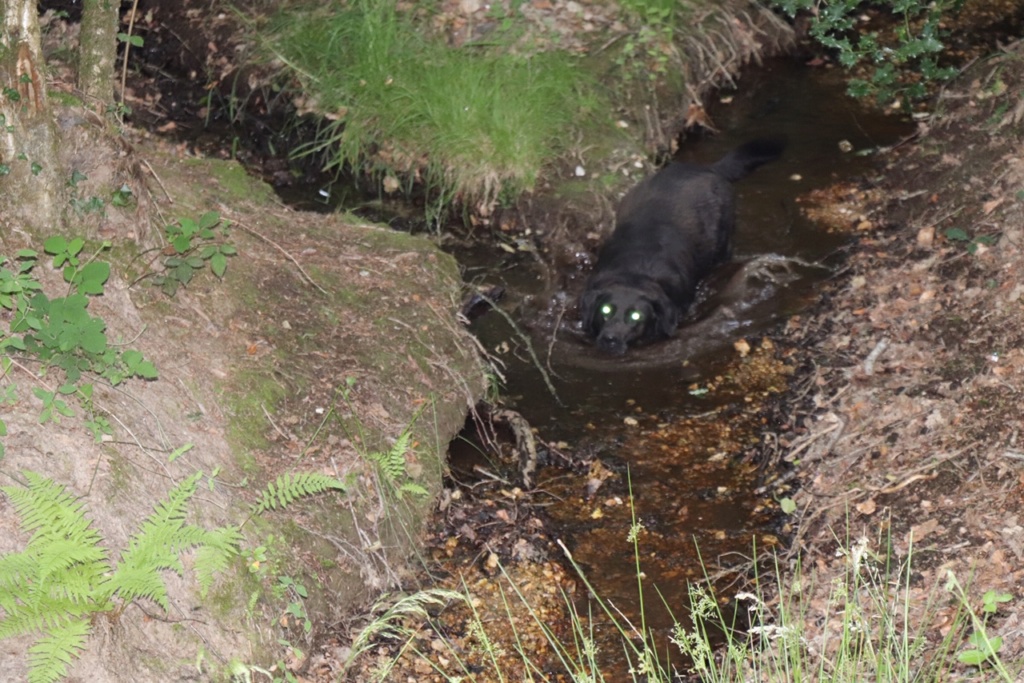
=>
[580,138,785,355]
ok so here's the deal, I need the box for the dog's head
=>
[580,283,679,355]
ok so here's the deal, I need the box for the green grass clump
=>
[267,0,601,211]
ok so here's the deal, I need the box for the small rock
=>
[916,225,935,248]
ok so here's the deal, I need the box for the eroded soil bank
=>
[0,121,488,679]
[758,38,1024,673]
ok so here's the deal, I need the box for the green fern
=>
[27,619,91,683]
[0,470,241,683]
[365,428,426,500]
[250,472,347,515]
[366,428,412,483]
[102,472,237,610]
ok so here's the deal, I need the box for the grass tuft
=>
[346,515,1021,681]
[267,0,600,213]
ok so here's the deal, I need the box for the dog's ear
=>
[579,289,601,335]
[652,292,680,338]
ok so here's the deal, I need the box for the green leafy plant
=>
[275,575,312,634]
[0,471,241,683]
[944,226,998,254]
[0,244,157,447]
[948,577,1014,673]
[333,379,429,501]
[145,211,237,295]
[614,0,681,84]
[769,0,963,105]
[110,184,134,208]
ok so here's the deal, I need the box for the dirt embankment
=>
[769,39,1024,666]
[0,115,488,679]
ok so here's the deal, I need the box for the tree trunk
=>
[0,0,64,238]
[78,0,119,108]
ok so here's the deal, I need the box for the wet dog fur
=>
[580,138,785,355]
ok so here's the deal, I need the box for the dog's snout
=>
[597,332,628,356]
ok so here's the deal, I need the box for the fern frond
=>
[103,473,203,609]
[397,482,428,499]
[193,526,242,597]
[0,472,109,634]
[0,470,239,681]
[3,473,102,549]
[366,429,413,484]
[132,472,201,541]
[0,594,94,639]
[0,553,39,594]
[26,617,90,683]
[35,539,108,584]
[250,472,346,515]
[103,564,176,611]
[103,473,242,609]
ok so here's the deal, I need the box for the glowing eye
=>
[629,310,643,322]
[600,304,614,318]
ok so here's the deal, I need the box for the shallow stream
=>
[452,56,914,648]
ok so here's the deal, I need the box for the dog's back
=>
[607,139,783,274]
[709,138,787,182]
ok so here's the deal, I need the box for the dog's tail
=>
[710,137,786,182]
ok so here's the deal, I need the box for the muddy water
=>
[455,56,914,653]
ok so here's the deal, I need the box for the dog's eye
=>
[600,304,614,318]
[628,310,644,323]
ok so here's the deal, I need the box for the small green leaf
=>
[135,360,158,379]
[43,235,67,255]
[171,235,191,253]
[175,262,195,284]
[55,398,75,417]
[982,590,1013,613]
[944,227,970,242]
[116,32,144,48]
[76,261,110,295]
[198,211,221,230]
[177,217,199,238]
[168,443,193,463]
[210,253,227,278]
[779,497,797,514]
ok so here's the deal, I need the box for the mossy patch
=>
[223,365,289,456]
[182,157,279,206]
